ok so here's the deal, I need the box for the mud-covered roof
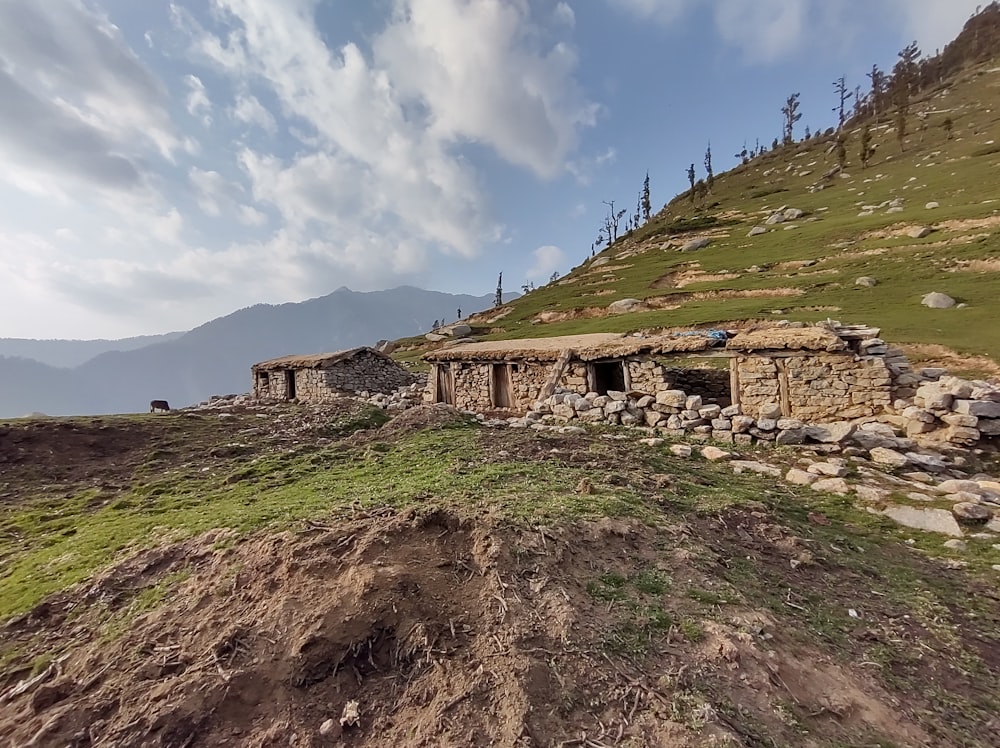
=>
[726,326,848,352]
[252,347,388,371]
[424,332,723,363]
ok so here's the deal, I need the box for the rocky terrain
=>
[2,392,999,747]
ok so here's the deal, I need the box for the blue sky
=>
[0,0,983,339]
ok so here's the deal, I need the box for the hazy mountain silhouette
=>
[0,286,511,418]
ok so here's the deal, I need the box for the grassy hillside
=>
[400,54,1000,371]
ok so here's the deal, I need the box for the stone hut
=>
[423,332,731,412]
[727,326,893,420]
[424,323,895,422]
[252,347,417,403]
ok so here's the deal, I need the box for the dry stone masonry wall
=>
[255,350,417,403]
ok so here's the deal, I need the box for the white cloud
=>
[238,204,268,226]
[373,0,597,178]
[184,74,213,126]
[608,0,985,62]
[711,0,807,63]
[553,2,576,28]
[888,0,982,53]
[606,0,692,25]
[0,0,177,196]
[527,244,566,280]
[230,92,278,134]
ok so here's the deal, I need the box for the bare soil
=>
[1,408,998,747]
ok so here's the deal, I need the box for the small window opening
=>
[592,361,626,395]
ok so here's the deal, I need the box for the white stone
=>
[701,446,732,461]
[882,506,963,537]
[811,477,850,495]
[671,444,693,458]
[921,292,956,309]
[869,447,909,468]
[785,468,818,485]
[730,460,782,477]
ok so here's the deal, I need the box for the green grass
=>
[406,58,1000,364]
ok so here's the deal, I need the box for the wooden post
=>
[777,359,791,417]
[729,358,741,408]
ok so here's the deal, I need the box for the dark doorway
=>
[436,365,455,405]
[592,361,626,395]
[286,370,297,399]
[491,364,513,408]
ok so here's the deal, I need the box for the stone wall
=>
[433,357,709,411]
[735,353,892,420]
[254,350,417,403]
[661,366,731,405]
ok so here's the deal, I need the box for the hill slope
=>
[403,17,1000,372]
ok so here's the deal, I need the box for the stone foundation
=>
[734,353,892,420]
[254,349,417,403]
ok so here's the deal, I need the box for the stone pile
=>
[894,374,1000,446]
[518,388,864,447]
[365,378,428,412]
[194,393,254,409]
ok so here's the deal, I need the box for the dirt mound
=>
[0,506,956,747]
[370,404,473,441]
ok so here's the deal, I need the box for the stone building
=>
[252,347,417,403]
[423,332,730,412]
[424,323,895,422]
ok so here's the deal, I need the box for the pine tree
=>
[641,172,651,222]
[703,145,714,192]
[832,76,853,130]
[781,93,802,146]
[866,65,885,117]
[494,272,503,308]
[859,122,874,168]
[686,164,696,202]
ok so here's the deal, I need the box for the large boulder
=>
[855,276,878,288]
[449,324,473,337]
[921,292,956,309]
[608,298,644,314]
[680,237,711,252]
[882,506,963,537]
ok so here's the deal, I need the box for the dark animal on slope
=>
[150,400,171,413]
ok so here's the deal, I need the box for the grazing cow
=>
[150,399,171,413]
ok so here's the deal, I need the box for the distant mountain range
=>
[0,286,511,418]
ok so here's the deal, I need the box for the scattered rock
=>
[730,460,782,477]
[340,700,361,728]
[785,468,818,485]
[882,506,963,537]
[855,485,890,502]
[943,539,968,551]
[907,226,932,239]
[808,462,848,478]
[748,226,767,237]
[670,444,693,458]
[701,446,732,461]
[449,324,472,337]
[869,447,909,468]
[811,477,850,495]
[921,292,956,309]
[925,201,940,209]
[855,276,878,288]
[953,502,992,522]
[680,237,711,252]
[608,298,644,314]
[319,719,337,736]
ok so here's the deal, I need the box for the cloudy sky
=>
[0,0,983,339]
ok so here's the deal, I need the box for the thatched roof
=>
[726,326,847,352]
[424,332,723,363]
[252,347,386,371]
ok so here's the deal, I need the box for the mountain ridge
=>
[0,286,513,417]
